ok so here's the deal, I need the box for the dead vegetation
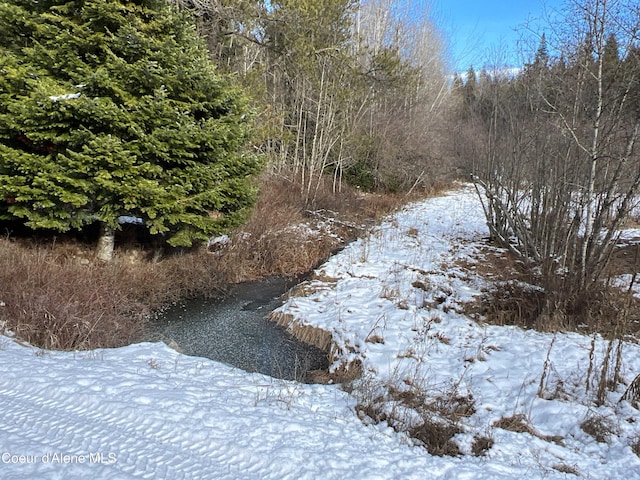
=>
[493,414,565,446]
[213,173,404,282]
[0,172,404,351]
[580,414,618,443]
[346,376,475,456]
[465,239,640,337]
[470,436,494,456]
[552,464,580,476]
[460,236,640,409]
[0,238,226,350]
[621,374,640,408]
[269,311,334,353]
[632,437,640,458]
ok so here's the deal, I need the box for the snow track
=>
[0,341,449,480]
[0,356,249,479]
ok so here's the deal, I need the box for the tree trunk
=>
[96,222,115,262]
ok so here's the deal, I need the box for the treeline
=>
[172,0,453,198]
[455,0,640,330]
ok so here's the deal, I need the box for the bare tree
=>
[175,0,454,196]
[468,0,640,319]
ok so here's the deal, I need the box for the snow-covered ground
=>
[2,186,640,479]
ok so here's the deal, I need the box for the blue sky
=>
[434,0,565,72]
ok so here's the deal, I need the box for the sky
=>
[434,0,565,72]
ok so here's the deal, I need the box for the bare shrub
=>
[463,0,640,337]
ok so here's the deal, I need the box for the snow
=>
[118,215,144,225]
[48,92,81,102]
[2,185,640,479]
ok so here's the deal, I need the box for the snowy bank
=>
[275,186,640,478]
[1,186,640,479]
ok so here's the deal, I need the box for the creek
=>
[149,276,329,381]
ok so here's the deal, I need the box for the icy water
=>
[149,277,329,381]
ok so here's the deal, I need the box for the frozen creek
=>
[149,276,329,381]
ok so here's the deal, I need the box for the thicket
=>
[172,0,454,197]
[457,0,640,324]
[456,0,640,404]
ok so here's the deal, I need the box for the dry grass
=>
[213,173,402,281]
[552,464,579,476]
[464,240,640,337]
[347,376,474,456]
[471,436,494,456]
[269,311,334,353]
[409,419,462,456]
[0,172,406,352]
[474,277,640,336]
[0,237,226,350]
[580,414,618,443]
[461,239,640,410]
[493,414,564,446]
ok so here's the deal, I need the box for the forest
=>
[1,0,640,350]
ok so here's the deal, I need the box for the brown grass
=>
[471,436,494,456]
[552,464,579,476]
[213,173,402,281]
[409,420,462,456]
[0,237,226,350]
[474,277,640,336]
[269,311,334,352]
[0,172,406,352]
[580,414,618,443]
[464,240,640,337]
[493,414,564,445]
[348,377,474,456]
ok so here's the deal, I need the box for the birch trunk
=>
[96,223,115,262]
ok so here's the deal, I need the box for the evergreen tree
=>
[602,33,621,91]
[624,44,640,116]
[0,0,261,260]
[534,33,549,67]
[461,65,477,118]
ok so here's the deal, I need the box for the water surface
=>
[150,277,329,381]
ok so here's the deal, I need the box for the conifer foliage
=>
[0,0,260,259]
